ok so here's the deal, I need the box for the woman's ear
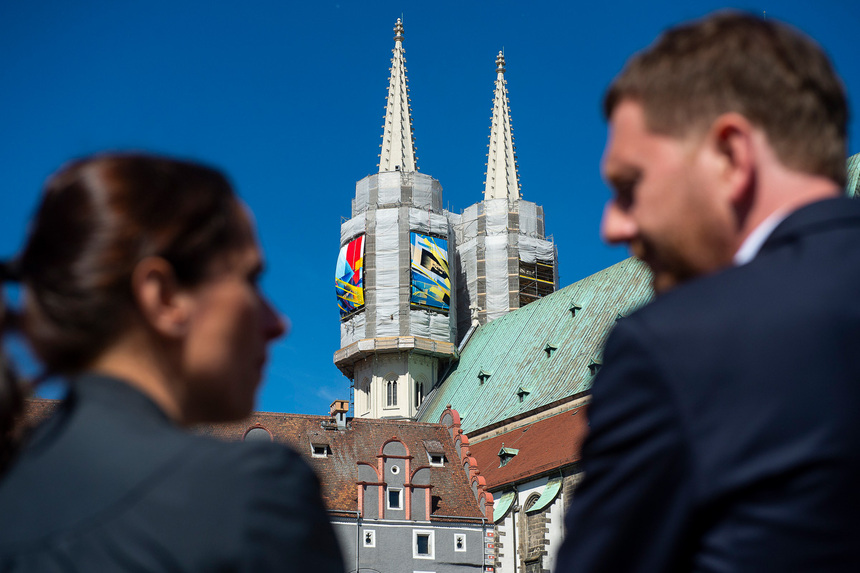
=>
[130,257,191,338]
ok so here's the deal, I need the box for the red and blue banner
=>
[336,235,365,318]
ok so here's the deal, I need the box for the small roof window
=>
[423,440,446,466]
[498,444,519,468]
[516,386,530,402]
[311,441,332,458]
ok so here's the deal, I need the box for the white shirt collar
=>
[733,209,791,266]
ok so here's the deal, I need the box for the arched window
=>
[243,426,272,442]
[414,380,424,409]
[387,380,398,406]
[521,493,545,568]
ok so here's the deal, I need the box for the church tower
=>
[334,19,458,419]
[451,52,558,336]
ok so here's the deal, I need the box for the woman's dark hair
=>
[1,152,251,471]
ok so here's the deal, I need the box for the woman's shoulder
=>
[175,434,318,492]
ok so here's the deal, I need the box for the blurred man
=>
[556,12,860,572]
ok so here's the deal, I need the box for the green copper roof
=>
[493,491,516,523]
[526,474,563,514]
[848,153,860,198]
[418,257,653,433]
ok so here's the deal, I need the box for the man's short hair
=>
[605,11,848,186]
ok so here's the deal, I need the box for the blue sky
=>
[2,1,858,415]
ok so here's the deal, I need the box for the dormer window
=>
[516,386,530,403]
[478,369,492,384]
[544,343,557,357]
[498,444,519,468]
[424,440,446,467]
[312,443,332,458]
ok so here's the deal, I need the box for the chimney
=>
[330,399,349,429]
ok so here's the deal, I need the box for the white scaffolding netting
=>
[484,234,510,321]
[340,215,366,245]
[409,209,449,236]
[377,172,401,206]
[409,308,453,340]
[340,310,366,347]
[412,175,433,210]
[484,198,508,235]
[447,197,559,329]
[458,236,478,302]
[456,204,479,243]
[518,200,538,237]
[518,235,555,264]
[354,177,370,215]
[374,209,400,337]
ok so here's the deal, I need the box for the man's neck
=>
[735,166,841,255]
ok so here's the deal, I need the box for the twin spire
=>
[379,18,417,173]
[377,20,521,203]
[483,51,521,202]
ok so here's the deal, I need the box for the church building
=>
[334,19,459,421]
[334,19,559,421]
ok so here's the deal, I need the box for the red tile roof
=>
[196,413,484,520]
[466,406,588,490]
[21,400,483,521]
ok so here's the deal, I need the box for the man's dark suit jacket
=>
[0,374,345,572]
[556,197,860,572]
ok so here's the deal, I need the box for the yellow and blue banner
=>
[410,232,450,311]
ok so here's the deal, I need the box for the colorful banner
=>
[336,235,365,318]
[410,233,450,311]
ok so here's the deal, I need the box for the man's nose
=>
[601,201,638,245]
[262,296,289,341]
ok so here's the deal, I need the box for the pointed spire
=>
[379,18,417,173]
[484,51,521,201]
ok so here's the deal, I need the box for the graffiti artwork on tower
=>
[410,232,450,311]
[336,235,365,318]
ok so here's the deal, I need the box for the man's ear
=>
[130,257,191,339]
[707,112,756,209]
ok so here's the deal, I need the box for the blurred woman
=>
[0,153,344,572]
